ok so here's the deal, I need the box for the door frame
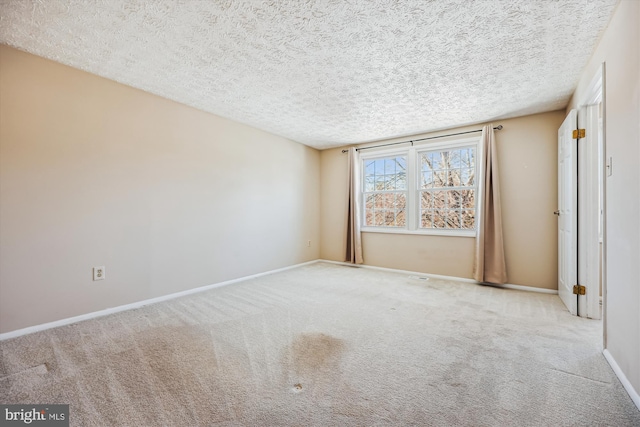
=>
[577,64,606,330]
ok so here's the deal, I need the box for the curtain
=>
[345,147,364,264]
[473,125,507,284]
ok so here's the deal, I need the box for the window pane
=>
[384,210,395,226]
[396,210,406,227]
[422,153,434,170]
[396,171,407,190]
[421,211,433,228]
[365,208,374,226]
[461,147,476,167]
[395,193,406,210]
[374,210,384,226]
[433,210,445,228]
[460,189,475,209]
[374,159,384,176]
[433,191,446,209]
[462,210,475,229]
[382,193,394,208]
[364,176,375,192]
[382,175,391,190]
[442,170,452,187]
[459,148,468,166]
[421,172,432,189]
[447,190,461,209]
[421,153,432,173]
[384,158,395,174]
[449,150,461,168]
[449,169,461,186]
[420,192,433,209]
[433,170,446,187]
[446,211,461,229]
[365,161,375,176]
[431,153,443,170]
[365,195,374,209]
[390,174,401,190]
[461,168,474,186]
[374,193,384,208]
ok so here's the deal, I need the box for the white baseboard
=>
[0,260,318,341]
[603,349,640,411]
[319,259,558,294]
[319,259,477,283]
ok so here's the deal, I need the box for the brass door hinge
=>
[573,285,586,295]
[572,129,586,139]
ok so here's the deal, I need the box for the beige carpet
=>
[1,262,639,426]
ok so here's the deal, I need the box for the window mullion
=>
[407,148,417,231]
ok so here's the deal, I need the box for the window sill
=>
[361,227,476,238]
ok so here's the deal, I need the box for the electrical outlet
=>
[93,266,105,281]
[307,240,311,247]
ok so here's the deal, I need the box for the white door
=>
[578,104,602,319]
[558,110,578,315]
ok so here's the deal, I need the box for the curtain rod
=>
[340,125,503,153]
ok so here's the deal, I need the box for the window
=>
[419,146,476,230]
[360,137,480,236]
[363,156,407,227]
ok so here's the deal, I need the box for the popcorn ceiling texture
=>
[0,0,618,149]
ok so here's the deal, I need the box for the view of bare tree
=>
[363,146,476,230]
[364,156,407,227]
[420,147,475,229]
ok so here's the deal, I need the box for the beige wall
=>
[0,45,320,334]
[568,0,640,398]
[320,146,349,262]
[321,111,565,289]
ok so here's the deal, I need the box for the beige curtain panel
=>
[473,125,507,284]
[345,147,364,264]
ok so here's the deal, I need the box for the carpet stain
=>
[291,333,345,373]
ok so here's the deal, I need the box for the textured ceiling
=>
[0,0,618,149]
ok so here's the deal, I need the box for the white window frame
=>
[361,152,409,231]
[360,136,482,237]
